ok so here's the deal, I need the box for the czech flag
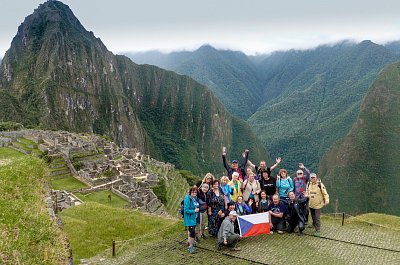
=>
[237,212,270,237]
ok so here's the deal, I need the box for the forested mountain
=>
[318,61,400,215]
[128,45,263,119]
[132,41,400,172]
[0,0,267,174]
[248,41,400,171]
[385,40,400,54]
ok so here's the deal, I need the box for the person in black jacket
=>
[223,202,239,233]
[286,191,309,236]
[259,169,277,201]
[222,147,249,181]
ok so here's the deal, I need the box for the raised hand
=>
[276,157,282,164]
[298,163,304,169]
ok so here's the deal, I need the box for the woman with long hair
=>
[220,175,232,209]
[206,179,225,237]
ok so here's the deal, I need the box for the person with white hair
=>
[306,173,329,237]
[228,172,243,203]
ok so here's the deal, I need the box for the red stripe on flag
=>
[242,222,270,237]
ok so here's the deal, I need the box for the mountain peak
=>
[11,0,97,54]
[197,44,217,52]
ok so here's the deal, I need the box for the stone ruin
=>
[0,129,174,215]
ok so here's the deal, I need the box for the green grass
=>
[75,190,128,208]
[0,147,25,159]
[12,138,44,156]
[48,166,69,172]
[49,174,87,191]
[17,137,38,146]
[58,202,181,264]
[0,147,69,264]
[348,213,400,229]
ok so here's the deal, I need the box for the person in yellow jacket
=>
[306,173,329,237]
[228,172,243,203]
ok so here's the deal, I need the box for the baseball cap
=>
[229,211,238,216]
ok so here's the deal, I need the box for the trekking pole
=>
[112,240,116,257]
[341,212,345,226]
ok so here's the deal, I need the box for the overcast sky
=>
[1,0,400,56]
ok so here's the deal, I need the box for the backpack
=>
[179,200,184,218]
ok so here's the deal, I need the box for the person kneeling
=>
[267,194,288,234]
[286,191,309,236]
[217,211,241,251]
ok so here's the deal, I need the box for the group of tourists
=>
[183,148,329,254]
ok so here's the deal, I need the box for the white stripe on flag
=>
[238,212,270,224]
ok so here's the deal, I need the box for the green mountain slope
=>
[248,41,400,171]
[0,0,267,174]
[128,45,262,119]
[318,61,400,215]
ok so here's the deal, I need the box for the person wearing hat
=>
[293,163,311,197]
[217,211,241,251]
[293,163,311,224]
[306,173,329,237]
[222,147,249,181]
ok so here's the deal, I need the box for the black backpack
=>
[179,200,184,218]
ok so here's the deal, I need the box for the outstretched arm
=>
[222,152,230,171]
[247,159,256,169]
[270,157,282,171]
[298,163,310,181]
[240,149,249,169]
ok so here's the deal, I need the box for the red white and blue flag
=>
[237,212,270,237]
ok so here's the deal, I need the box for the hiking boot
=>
[313,231,321,237]
[195,236,200,243]
[231,247,241,251]
[201,233,207,240]
[217,243,223,251]
[298,231,304,236]
[188,246,196,254]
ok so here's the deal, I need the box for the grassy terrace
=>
[49,173,87,191]
[96,214,400,265]
[59,200,181,264]
[0,147,69,264]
